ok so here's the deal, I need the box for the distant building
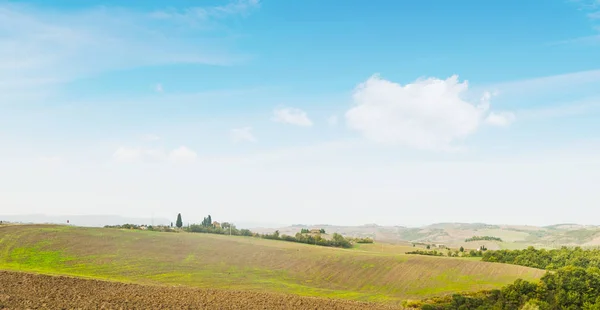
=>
[213,221,221,228]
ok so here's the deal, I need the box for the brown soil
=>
[0,270,401,310]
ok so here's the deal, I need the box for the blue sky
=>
[1,0,600,227]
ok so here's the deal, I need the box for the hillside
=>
[0,225,544,305]
[259,223,600,250]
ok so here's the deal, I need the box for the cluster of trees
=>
[182,214,252,236]
[186,223,253,236]
[105,223,143,229]
[350,237,374,244]
[420,267,600,309]
[406,250,445,257]
[406,245,485,258]
[262,231,353,248]
[465,236,503,242]
[299,228,326,234]
[482,246,600,270]
[182,216,352,249]
[200,215,212,227]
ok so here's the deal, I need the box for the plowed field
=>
[0,270,400,310]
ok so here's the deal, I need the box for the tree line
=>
[105,213,365,249]
[420,266,600,309]
[414,246,600,309]
[264,230,353,248]
[406,250,445,257]
[181,214,355,249]
[350,237,374,244]
[465,236,503,242]
[406,249,484,258]
[482,246,600,270]
[299,228,326,234]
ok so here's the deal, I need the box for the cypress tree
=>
[176,213,183,228]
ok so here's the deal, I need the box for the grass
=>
[0,225,546,305]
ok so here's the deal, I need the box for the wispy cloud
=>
[168,146,198,163]
[230,127,257,143]
[549,34,600,46]
[516,97,600,120]
[327,115,339,127]
[151,0,260,24]
[550,0,600,45]
[142,134,161,141]
[272,107,313,127]
[484,69,600,98]
[112,146,197,164]
[0,1,256,102]
[38,156,62,166]
[485,112,516,127]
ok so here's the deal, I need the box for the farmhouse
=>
[309,229,321,235]
[212,221,221,228]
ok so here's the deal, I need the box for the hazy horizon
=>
[2,1,600,227]
[2,213,599,229]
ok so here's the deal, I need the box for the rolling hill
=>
[259,222,600,250]
[0,224,545,305]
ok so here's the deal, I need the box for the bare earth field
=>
[0,225,545,307]
[0,270,397,310]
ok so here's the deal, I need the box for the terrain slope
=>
[0,225,545,304]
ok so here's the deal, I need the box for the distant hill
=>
[4,215,600,250]
[0,214,170,227]
[255,222,600,250]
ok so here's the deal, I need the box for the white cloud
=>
[345,74,509,151]
[327,115,338,126]
[168,146,198,163]
[485,111,516,127]
[113,147,143,163]
[143,149,168,162]
[230,127,257,143]
[142,134,161,141]
[155,83,164,93]
[589,11,600,19]
[272,107,313,127]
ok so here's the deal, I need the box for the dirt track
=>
[0,270,401,309]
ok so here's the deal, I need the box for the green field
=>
[0,225,545,305]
